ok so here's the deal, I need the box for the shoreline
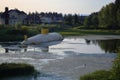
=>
[65,35,120,40]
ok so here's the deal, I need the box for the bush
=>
[0,63,35,78]
[6,29,28,35]
[80,70,112,80]
[21,26,29,31]
[112,51,120,80]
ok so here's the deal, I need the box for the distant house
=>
[25,13,64,24]
[8,9,27,25]
[25,13,41,25]
[40,13,63,24]
[0,16,2,25]
[53,16,63,23]
[0,13,4,24]
[0,7,27,25]
[40,17,52,24]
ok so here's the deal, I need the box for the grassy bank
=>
[0,25,120,41]
[0,63,36,78]
[80,70,112,80]
[0,25,39,42]
[58,28,120,36]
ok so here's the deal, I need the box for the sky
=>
[0,0,115,14]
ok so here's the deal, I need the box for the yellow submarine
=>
[21,27,63,46]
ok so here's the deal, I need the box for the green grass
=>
[58,28,120,36]
[0,63,36,78]
[0,25,120,41]
[0,25,39,42]
[80,70,112,80]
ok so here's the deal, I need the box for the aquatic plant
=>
[0,63,35,77]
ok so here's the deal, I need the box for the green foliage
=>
[64,14,86,26]
[80,70,112,80]
[117,9,120,27]
[59,29,120,36]
[21,26,29,31]
[64,14,73,25]
[0,63,35,78]
[115,0,120,8]
[0,25,40,41]
[84,16,91,28]
[74,14,79,24]
[84,13,99,29]
[98,40,120,53]
[84,0,120,29]
[99,3,117,29]
[15,23,22,30]
[112,50,120,80]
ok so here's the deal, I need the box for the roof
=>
[8,9,26,15]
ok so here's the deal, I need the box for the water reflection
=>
[85,39,91,45]
[85,39,120,53]
[97,39,120,53]
[0,38,120,54]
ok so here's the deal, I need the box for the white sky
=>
[0,0,115,14]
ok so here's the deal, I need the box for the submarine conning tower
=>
[21,25,63,45]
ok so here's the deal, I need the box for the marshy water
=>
[0,36,119,80]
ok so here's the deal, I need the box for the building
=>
[24,13,41,25]
[0,13,4,25]
[8,9,27,25]
[40,17,52,24]
[0,7,27,25]
[40,12,63,24]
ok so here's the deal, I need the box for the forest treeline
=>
[84,0,120,29]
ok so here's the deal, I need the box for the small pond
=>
[0,36,119,80]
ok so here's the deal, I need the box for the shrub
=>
[80,70,112,80]
[0,63,35,78]
[112,51,120,80]
[21,26,28,31]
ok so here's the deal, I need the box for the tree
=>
[117,9,120,28]
[99,3,118,29]
[84,13,99,29]
[84,16,91,28]
[91,13,99,29]
[73,14,79,25]
[64,14,73,25]
[116,0,120,28]
[115,0,120,8]
[84,0,120,29]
